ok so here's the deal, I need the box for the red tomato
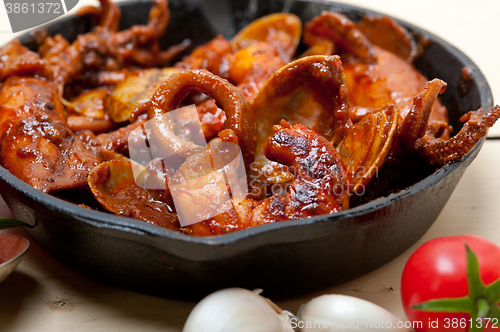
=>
[401,235,500,332]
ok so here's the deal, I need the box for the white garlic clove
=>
[296,294,411,332]
[183,288,294,332]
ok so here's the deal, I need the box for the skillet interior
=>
[0,0,493,298]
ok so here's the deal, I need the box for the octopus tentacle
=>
[174,37,285,144]
[77,0,121,32]
[304,11,377,62]
[399,78,448,149]
[148,69,256,171]
[183,122,350,236]
[395,78,499,165]
[41,0,185,93]
[95,114,149,155]
[416,106,500,165]
[249,55,350,190]
[0,77,101,193]
[183,121,349,236]
[0,40,52,83]
[263,121,350,215]
[146,0,170,40]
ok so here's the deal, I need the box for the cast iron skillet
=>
[0,0,493,299]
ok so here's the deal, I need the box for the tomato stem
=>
[485,278,500,304]
[476,298,489,318]
[466,245,486,299]
[411,296,474,312]
[489,305,500,321]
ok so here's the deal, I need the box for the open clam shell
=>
[232,13,302,62]
[88,159,180,231]
[337,104,399,194]
[107,68,180,123]
[250,55,349,184]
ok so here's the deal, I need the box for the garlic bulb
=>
[183,288,294,332]
[296,294,410,332]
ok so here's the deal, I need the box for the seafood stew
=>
[0,0,494,297]
[0,0,498,237]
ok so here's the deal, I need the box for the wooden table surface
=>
[1,0,500,331]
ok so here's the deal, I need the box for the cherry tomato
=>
[401,235,500,332]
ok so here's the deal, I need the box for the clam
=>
[88,159,180,230]
[337,104,398,195]
[250,55,350,185]
[232,13,302,62]
[356,15,417,62]
[106,67,180,123]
